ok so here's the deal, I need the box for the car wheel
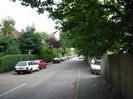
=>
[37,67,40,71]
[17,72,20,74]
[17,71,20,74]
[90,70,94,74]
[30,68,33,73]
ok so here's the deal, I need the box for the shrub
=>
[0,53,5,57]
[39,47,54,62]
[6,40,21,54]
[53,51,61,58]
[0,54,38,73]
[0,36,8,53]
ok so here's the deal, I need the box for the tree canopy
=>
[45,35,60,48]
[18,26,42,54]
[50,0,125,57]
[11,0,133,57]
[1,17,15,37]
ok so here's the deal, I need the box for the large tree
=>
[2,17,15,37]
[11,0,133,56]
[50,0,125,57]
[18,26,42,54]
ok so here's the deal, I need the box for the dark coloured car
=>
[60,57,65,62]
[53,58,61,63]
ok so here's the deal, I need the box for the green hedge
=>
[0,54,38,73]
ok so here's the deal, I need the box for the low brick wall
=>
[101,53,133,99]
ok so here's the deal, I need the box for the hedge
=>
[0,54,38,73]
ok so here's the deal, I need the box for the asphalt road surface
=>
[0,57,111,99]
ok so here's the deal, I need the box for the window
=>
[16,61,27,66]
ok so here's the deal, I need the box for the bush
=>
[39,47,54,62]
[6,40,21,54]
[0,54,38,73]
[0,53,5,57]
[53,51,61,58]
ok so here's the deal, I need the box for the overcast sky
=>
[0,0,56,33]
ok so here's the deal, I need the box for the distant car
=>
[78,55,83,59]
[53,58,61,63]
[34,60,47,69]
[60,57,65,62]
[15,61,39,74]
[64,57,68,60]
[90,60,101,74]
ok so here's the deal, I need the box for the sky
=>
[0,0,57,33]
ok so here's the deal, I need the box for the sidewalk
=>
[77,60,112,99]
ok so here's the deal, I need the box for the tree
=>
[0,36,20,54]
[2,17,15,37]
[11,0,133,56]
[11,0,54,14]
[45,35,60,48]
[0,36,8,53]
[99,0,133,54]
[6,38,21,54]
[18,26,42,54]
[50,0,125,57]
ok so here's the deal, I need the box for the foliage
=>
[6,39,21,54]
[0,53,5,57]
[37,32,49,47]
[39,46,54,62]
[11,0,54,14]
[11,0,133,56]
[38,32,48,40]
[0,36,8,53]
[100,0,133,55]
[1,17,15,37]
[60,32,72,49]
[0,54,38,73]
[50,0,125,57]
[18,26,42,54]
[0,36,20,54]
[39,45,61,62]
[0,17,20,54]
[45,35,60,48]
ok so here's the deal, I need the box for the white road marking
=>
[0,83,27,97]
[75,65,80,99]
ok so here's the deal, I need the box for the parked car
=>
[60,57,65,62]
[90,60,101,75]
[53,58,61,63]
[15,61,39,74]
[34,60,47,69]
[78,55,83,59]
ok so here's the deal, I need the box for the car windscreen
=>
[54,58,59,60]
[94,61,100,65]
[16,61,27,66]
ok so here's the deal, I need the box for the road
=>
[0,57,111,99]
